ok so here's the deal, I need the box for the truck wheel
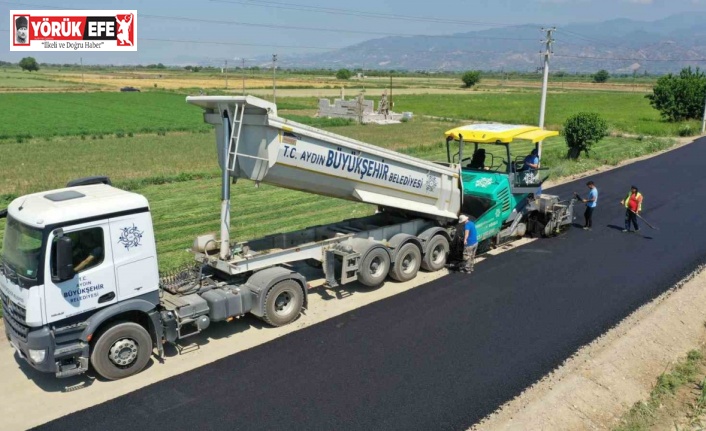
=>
[421,235,449,272]
[262,280,304,327]
[90,322,152,381]
[357,247,390,287]
[390,243,422,282]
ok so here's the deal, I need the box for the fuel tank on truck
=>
[186,96,461,221]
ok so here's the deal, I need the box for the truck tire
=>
[90,321,152,381]
[262,279,304,327]
[357,247,390,287]
[390,243,422,282]
[421,235,449,272]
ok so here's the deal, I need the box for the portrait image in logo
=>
[14,15,29,45]
[115,13,133,46]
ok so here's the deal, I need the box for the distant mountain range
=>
[265,12,706,74]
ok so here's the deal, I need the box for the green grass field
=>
[0,133,219,197]
[0,92,210,139]
[281,91,700,137]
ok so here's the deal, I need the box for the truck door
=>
[44,222,117,323]
[108,212,159,302]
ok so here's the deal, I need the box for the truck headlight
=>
[29,349,46,363]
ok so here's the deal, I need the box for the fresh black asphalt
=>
[36,137,706,431]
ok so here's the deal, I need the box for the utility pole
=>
[537,27,555,162]
[272,54,277,105]
[538,27,554,129]
[80,57,84,87]
[224,60,228,90]
[242,58,246,95]
[701,93,706,134]
[389,74,392,111]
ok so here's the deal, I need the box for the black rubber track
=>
[36,138,706,431]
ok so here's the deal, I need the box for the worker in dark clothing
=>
[621,185,643,232]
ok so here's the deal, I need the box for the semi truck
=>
[0,96,574,380]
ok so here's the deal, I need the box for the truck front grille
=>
[0,291,29,342]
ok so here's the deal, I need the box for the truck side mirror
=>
[54,236,75,282]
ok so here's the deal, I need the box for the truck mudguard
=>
[417,227,451,254]
[80,291,160,342]
[387,233,423,261]
[244,267,308,317]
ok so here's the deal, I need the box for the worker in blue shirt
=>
[578,181,598,230]
[459,214,478,273]
[521,148,540,171]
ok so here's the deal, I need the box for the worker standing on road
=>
[459,214,478,273]
[621,185,643,233]
[578,181,598,230]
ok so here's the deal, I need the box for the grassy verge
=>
[614,349,706,431]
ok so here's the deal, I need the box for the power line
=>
[137,37,335,51]
[0,27,526,55]
[0,29,335,50]
[209,0,515,27]
[555,54,706,62]
[0,1,537,41]
[4,26,704,62]
[143,14,537,41]
[559,29,616,48]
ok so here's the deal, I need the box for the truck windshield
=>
[2,216,43,280]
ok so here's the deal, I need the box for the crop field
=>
[0,73,82,90]
[0,133,219,197]
[49,71,339,91]
[0,87,677,140]
[282,91,699,137]
[2,68,658,95]
[0,92,211,139]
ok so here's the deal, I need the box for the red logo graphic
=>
[115,13,134,46]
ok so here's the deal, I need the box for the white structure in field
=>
[317,90,412,124]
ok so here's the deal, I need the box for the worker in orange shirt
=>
[621,185,643,233]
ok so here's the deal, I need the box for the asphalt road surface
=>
[36,138,706,431]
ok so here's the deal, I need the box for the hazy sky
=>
[3,0,705,65]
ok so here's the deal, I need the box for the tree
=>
[336,68,352,80]
[19,57,39,72]
[461,70,481,88]
[593,69,609,83]
[563,112,608,159]
[646,67,706,122]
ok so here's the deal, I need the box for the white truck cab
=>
[1,180,161,378]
